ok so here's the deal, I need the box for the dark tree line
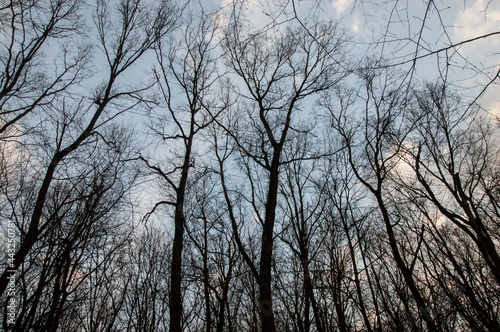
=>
[1,0,499,331]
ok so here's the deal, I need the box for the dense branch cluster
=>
[0,0,499,331]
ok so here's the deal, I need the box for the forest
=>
[0,0,499,331]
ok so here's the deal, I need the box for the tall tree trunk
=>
[169,200,185,332]
[169,139,192,332]
[259,154,280,332]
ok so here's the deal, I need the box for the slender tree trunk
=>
[342,217,372,332]
[203,221,212,332]
[299,248,324,332]
[169,128,194,332]
[169,172,189,331]
[169,200,185,332]
[259,153,281,332]
[216,277,230,332]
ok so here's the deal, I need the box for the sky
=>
[2,0,498,243]
[346,0,500,117]
[200,0,500,118]
[33,0,498,223]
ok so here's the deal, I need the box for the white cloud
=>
[453,0,500,120]
[454,0,500,43]
[350,14,360,33]
[332,0,352,15]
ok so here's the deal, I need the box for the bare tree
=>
[1,1,499,331]
[218,14,348,331]
[322,147,378,332]
[1,124,138,331]
[0,0,88,136]
[120,226,171,332]
[182,171,241,332]
[384,82,500,330]
[324,65,438,331]
[142,12,226,332]
[0,0,178,298]
[276,130,328,332]
[408,83,500,285]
